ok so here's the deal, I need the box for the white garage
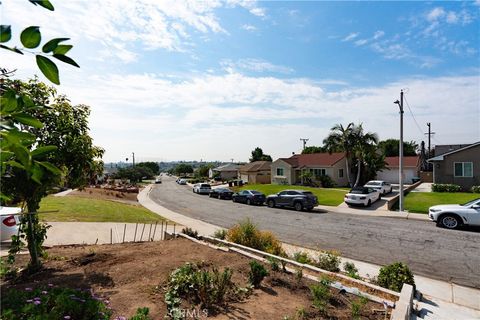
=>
[376,156,420,184]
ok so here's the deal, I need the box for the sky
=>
[2,0,479,163]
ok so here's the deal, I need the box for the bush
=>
[318,175,335,188]
[377,262,415,292]
[471,186,480,193]
[259,231,284,256]
[351,296,368,320]
[248,261,269,288]
[130,307,152,320]
[267,257,280,272]
[317,250,341,272]
[431,183,461,192]
[1,285,111,320]
[292,251,312,264]
[212,229,227,240]
[181,227,199,239]
[343,262,360,279]
[310,282,330,313]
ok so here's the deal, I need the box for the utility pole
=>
[394,90,404,212]
[230,158,234,163]
[424,123,435,158]
[300,138,309,151]
[132,152,135,167]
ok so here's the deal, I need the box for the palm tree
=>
[323,123,355,187]
[350,124,378,187]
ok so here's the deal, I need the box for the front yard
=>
[404,192,479,214]
[237,184,348,206]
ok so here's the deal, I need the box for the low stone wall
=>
[390,284,414,320]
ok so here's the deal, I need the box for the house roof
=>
[279,152,346,168]
[428,141,480,162]
[385,156,420,168]
[213,163,240,172]
[238,161,271,172]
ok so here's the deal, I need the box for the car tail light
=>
[2,215,16,227]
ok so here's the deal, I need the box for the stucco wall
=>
[271,160,293,184]
[433,145,480,190]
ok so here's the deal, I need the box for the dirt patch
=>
[2,238,390,319]
[70,187,140,204]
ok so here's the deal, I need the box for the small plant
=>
[343,261,360,279]
[181,227,199,238]
[471,185,480,193]
[295,268,303,285]
[213,229,227,240]
[248,260,269,288]
[377,262,415,292]
[295,307,308,319]
[130,307,152,320]
[267,256,280,272]
[310,282,331,314]
[351,295,368,320]
[317,250,341,272]
[293,251,312,264]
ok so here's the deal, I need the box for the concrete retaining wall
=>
[391,284,414,320]
[386,181,423,210]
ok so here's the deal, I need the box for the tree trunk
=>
[354,158,362,187]
[345,157,352,187]
[25,201,41,271]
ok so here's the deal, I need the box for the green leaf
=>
[21,95,34,108]
[31,146,57,159]
[4,130,36,145]
[0,44,24,54]
[0,25,11,43]
[36,55,60,85]
[42,37,69,53]
[28,0,54,11]
[10,144,30,167]
[12,112,44,128]
[53,54,79,68]
[53,44,72,55]
[31,163,44,184]
[0,151,14,162]
[5,160,25,170]
[20,26,41,49]
[0,89,18,113]
[37,161,62,175]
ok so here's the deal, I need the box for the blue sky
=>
[2,0,479,162]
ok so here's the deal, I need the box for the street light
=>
[394,90,404,212]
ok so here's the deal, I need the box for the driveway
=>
[149,176,480,288]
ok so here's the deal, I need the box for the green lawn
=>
[404,192,479,214]
[237,184,348,206]
[38,196,165,223]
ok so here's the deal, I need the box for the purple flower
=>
[26,299,33,303]
[48,283,54,287]
[41,290,48,295]
[115,317,127,320]
[34,300,41,305]
[104,300,110,304]
[25,287,33,291]
[34,297,41,301]
[64,316,71,320]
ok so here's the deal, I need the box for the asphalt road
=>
[150,176,480,288]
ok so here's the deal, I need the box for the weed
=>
[310,282,331,314]
[343,261,360,279]
[295,307,308,319]
[295,268,303,285]
[351,295,369,319]
[130,307,152,320]
[181,227,199,239]
[248,260,269,288]
[317,250,341,272]
[267,256,280,272]
[293,251,312,264]
[212,229,227,240]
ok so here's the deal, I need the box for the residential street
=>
[150,176,480,289]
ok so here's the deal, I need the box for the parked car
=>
[155,178,162,184]
[1,206,21,242]
[232,190,266,205]
[209,188,234,200]
[344,187,380,207]
[364,180,392,195]
[266,190,318,211]
[428,198,480,229]
[178,179,187,185]
[193,183,211,194]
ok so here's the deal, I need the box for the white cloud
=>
[427,7,445,22]
[446,11,459,24]
[342,32,359,42]
[221,59,294,74]
[354,39,368,46]
[373,31,385,40]
[241,24,257,31]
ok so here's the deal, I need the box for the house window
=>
[338,168,344,178]
[276,168,284,176]
[454,162,473,177]
[310,168,326,177]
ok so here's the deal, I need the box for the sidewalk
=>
[320,204,430,221]
[138,184,480,317]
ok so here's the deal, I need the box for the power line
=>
[403,95,425,139]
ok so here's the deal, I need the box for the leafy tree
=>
[323,123,355,186]
[175,163,194,176]
[378,139,418,157]
[195,164,214,178]
[0,1,79,85]
[249,147,272,162]
[114,166,154,183]
[350,124,379,187]
[301,146,326,154]
[137,161,160,175]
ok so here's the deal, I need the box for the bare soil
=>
[2,238,389,319]
[71,187,140,204]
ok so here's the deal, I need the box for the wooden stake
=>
[134,223,138,242]
[122,224,126,243]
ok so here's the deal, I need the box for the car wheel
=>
[365,199,371,207]
[218,194,222,199]
[247,199,252,205]
[232,197,236,202]
[439,214,461,229]
[267,200,275,208]
[294,202,303,211]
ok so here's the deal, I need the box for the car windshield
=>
[200,184,210,188]
[350,188,367,194]
[301,191,314,195]
[461,198,480,206]
[217,188,230,192]
[366,181,381,186]
[251,191,263,195]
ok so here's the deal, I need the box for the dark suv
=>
[266,190,318,211]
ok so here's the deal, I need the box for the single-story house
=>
[427,141,480,190]
[208,163,240,181]
[376,156,420,184]
[271,153,348,186]
[238,161,271,184]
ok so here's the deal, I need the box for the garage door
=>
[377,168,416,184]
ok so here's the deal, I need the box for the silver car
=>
[364,180,392,195]
[429,198,480,229]
[1,206,21,242]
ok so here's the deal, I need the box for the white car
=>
[193,183,211,194]
[1,206,21,242]
[364,180,392,195]
[428,198,480,229]
[344,187,381,207]
[178,179,187,185]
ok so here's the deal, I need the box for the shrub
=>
[343,261,360,279]
[318,175,335,188]
[431,183,461,192]
[130,307,152,320]
[377,262,415,292]
[248,261,269,288]
[1,285,111,320]
[213,229,227,240]
[471,186,480,193]
[181,227,199,239]
[267,257,280,272]
[317,250,341,272]
[310,282,330,313]
[292,251,312,264]
[295,268,303,285]
[260,231,284,256]
[351,295,368,320]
